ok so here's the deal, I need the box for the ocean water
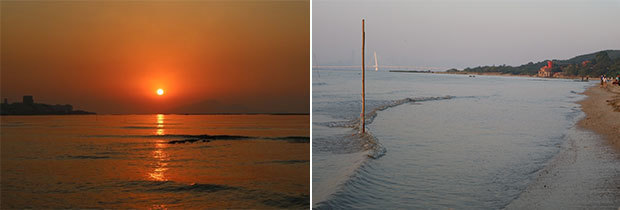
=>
[312,69,598,209]
[1,114,309,208]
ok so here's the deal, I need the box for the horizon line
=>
[102,113,309,115]
[1,113,310,116]
[313,65,447,70]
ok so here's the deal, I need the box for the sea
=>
[1,114,309,208]
[312,69,619,209]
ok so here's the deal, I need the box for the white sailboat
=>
[374,51,378,71]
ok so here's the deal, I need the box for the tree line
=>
[449,51,620,77]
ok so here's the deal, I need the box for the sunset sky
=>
[1,1,309,114]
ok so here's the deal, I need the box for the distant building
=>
[23,95,34,104]
[1,95,94,115]
[537,61,553,77]
[581,60,591,67]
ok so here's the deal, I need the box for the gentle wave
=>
[88,134,309,143]
[320,96,454,129]
[115,180,309,208]
[0,122,30,127]
[146,182,237,193]
[120,126,159,129]
[318,95,454,158]
[261,193,310,208]
[256,160,310,164]
[313,95,456,208]
[2,178,308,208]
[60,155,111,159]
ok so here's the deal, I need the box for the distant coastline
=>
[440,50,620,78]
[388,70,433,73]
[317,50,619,81]
[434,71,580,79]
[1,96,95,115]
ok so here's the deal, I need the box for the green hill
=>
[558,50,620,65]
[457,50,620,77]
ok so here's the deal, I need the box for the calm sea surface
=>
[1,114,309,208]
[312,69,598,209]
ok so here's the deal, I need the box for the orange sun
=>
[156,88,164,95]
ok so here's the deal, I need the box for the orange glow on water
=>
[150,115,169,181]
[156,114,164,135]
[149,142,169,181]
[0,114,309,208]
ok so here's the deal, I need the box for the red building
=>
[581,60,591,67]
[537,60,553,77]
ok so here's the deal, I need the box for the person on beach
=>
[601,75,605,86]
[603,75,609,87]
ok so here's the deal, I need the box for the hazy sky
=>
[313,0,620,69]
[1,0,309,114]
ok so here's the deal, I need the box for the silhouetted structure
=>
[23,95,34,104]
[3,98,7,104]
[0,95,95,115]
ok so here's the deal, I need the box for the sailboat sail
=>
[374,51,378,71]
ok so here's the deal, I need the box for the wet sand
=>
[506,84,620,209]
[579,84,620,149]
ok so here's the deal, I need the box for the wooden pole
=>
[361,19,365,133]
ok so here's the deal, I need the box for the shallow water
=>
[312,69,598,208]
[1,114,309,208]
[506,125,620,209]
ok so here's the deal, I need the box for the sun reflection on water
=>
[150,114,169,181]
[149,142,169,181]
[156,114,164,136]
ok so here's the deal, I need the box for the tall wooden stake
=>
[361,19,366,133]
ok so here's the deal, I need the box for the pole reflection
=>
[150,114,169,181]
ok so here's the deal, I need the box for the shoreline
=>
[578,84,620,150]
[505,83,620,209]
[434,71,533,77]
[435,71,590,80]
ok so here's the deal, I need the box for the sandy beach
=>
[579,84,620,149]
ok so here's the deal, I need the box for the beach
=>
[579,84,620,149]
